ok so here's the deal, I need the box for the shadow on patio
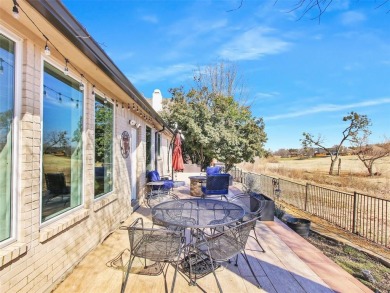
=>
[53,180,371,293]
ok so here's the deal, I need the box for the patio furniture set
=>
[121,169,267,293]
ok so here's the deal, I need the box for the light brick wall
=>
[0,13,160,293]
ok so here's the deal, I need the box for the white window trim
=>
[93,89,115,201]
[39,58,86,228]
[0,26,22,248]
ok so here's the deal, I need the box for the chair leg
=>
[241,251,262,288]
[121,255,135,293]
[251,228,266,253]
[203,247,223,293]
[170,260,180,293]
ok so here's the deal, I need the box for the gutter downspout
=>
[154,126,165,171]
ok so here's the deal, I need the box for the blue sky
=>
[63,0,390,151]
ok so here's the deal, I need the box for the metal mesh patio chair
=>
[195,217,262,292]
[229,193,267,254]
[44,173,70,204]
[120,218,186,293]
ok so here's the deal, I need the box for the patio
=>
[53,174,371,293]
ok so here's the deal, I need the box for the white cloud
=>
[141,15,158,24]
[218,27,290,61]
[254,91,280,99]
[265,98,390,120]
[341,11,366,25]
[128,63,196,84]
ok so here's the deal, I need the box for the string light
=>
[79,74,84,91]
[12,0,19,19]
[44,39,50,56]
[103,94,107,104]
[64,59,69,75]
[44,85,80,107]
[128,103,130,110]
[12,0,156,127]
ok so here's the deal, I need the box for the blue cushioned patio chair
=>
[147,170,174,191]
[201,173,230,201]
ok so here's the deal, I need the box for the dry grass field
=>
[238,155,390,200]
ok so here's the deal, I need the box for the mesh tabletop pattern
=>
[152,199,245,229]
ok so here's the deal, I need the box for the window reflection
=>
[0,34,15,242]
[146,126,152,171]
[41,62,83,222]
[94,95,113,198]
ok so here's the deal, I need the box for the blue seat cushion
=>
[147,170,161,182]
[206,166,221,175]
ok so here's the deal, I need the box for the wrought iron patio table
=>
[151,198,245,285]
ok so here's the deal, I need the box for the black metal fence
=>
[228,167,390,248]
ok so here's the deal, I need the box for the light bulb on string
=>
[79,74,84,91]
[58,93,62,103]
[128,103,130,110]
[122,103,124,109]
[92,85,95,96]
[44,41,50,56]
[104,94,107,104]
[12,2,19,19]
[64,59,69,76]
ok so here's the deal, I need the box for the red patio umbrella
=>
[172,132,184,172]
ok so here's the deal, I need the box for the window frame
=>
[93,90,114,200]
[0,27,22,248]
[39,58,86,227]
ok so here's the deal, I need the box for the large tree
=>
[351,128,390,176]
[301,111,371,175]
[161,63,267,171]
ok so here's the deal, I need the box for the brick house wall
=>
[0,1,173,292]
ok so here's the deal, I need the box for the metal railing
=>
[227,166,390,248]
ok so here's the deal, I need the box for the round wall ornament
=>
[120,131,130,158]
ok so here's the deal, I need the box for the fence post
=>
[352,192,358,234]
[304,183,309,211]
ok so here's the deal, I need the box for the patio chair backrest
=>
[45,173,68,195]
[206,166,221,175]
[229,193,267,220]
[121,218,184,262]
[203,217,257,261]
[203,174,230,196]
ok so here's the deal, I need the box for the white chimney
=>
[152,89,162,112]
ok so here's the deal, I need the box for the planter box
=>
[286,218,311,237]
[250,193,275,221]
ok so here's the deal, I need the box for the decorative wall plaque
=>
[120,131,130,158]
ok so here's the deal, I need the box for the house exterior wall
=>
[0,1,173,292]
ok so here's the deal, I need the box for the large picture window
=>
[0,34,15,242]
[146,126,152,171]
[41,62,83,222]
[94,95,113,198]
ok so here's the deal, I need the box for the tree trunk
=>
[337,158,341,176]
[329,158,336,175]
